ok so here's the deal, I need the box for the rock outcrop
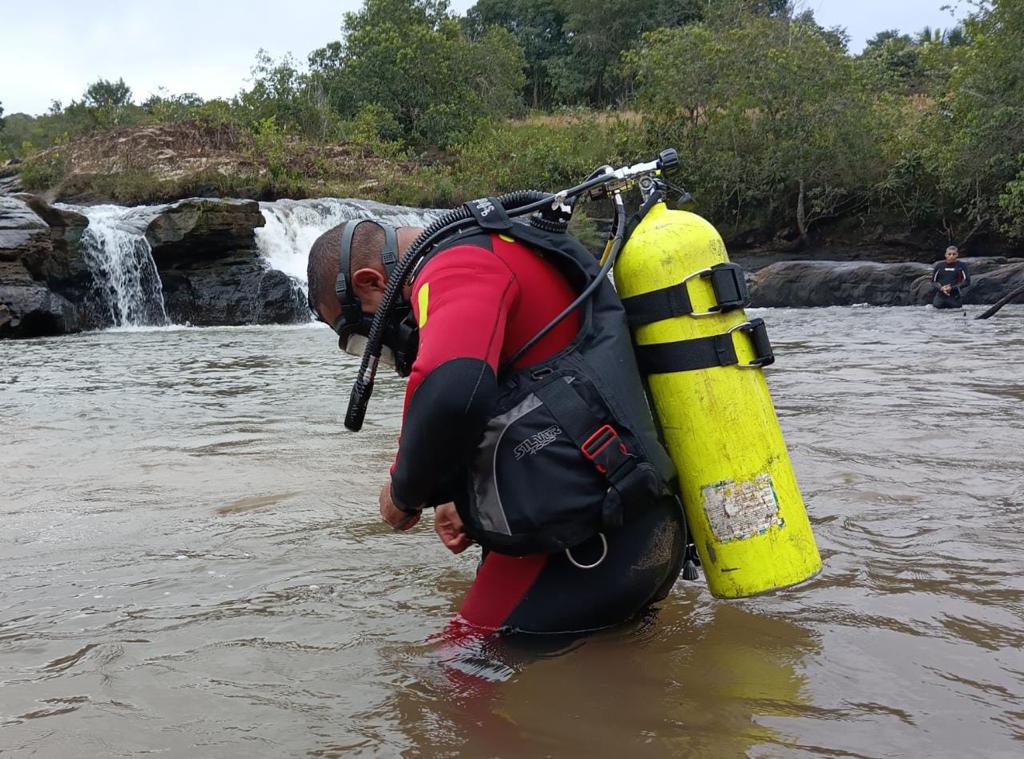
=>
[748,257,1024,308]
[0,195,92,338]
[144,198,307,326]
[5,190,1019,341]
[1,194,307,339]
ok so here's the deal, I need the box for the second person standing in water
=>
[932,245,971,309]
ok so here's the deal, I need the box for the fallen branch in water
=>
[976,284,1024,319]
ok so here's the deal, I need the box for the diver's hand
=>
[379,483,420,531]
[434,503,472,554]
[942,284,952,294]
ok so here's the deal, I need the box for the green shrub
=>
[998,157,1024,240]
[451,111,633,197]
[18,145,67,190]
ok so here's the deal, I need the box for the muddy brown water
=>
[2,306,1023,758]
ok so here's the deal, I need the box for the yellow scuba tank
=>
[613,202,821,598]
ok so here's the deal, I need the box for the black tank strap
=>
[620,281,694,326]
[621,263,749,326]
[635,319,774,374]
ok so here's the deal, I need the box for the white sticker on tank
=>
[701,474,782,543]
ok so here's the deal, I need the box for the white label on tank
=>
[701,474,782,543]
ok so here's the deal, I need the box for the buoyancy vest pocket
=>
[463,373,664,555]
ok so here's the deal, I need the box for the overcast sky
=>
[0,0,969,116]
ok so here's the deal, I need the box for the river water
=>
[2,306,1022,758]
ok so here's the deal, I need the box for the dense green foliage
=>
[630,14,882,240]
[307,0,526,148]
[4,0,1024,248]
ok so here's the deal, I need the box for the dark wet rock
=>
[749,261,931,307]
[146,198,305,326]
[0,283,81,338]
[160,262,306,326]
[964,261,1024,304]
[748,257,1024,307]
[0,259,34,284]
[0,172,23,195]
[0,195,95,337]
[146,198,264,265]
[0,196,50,263]
[12,194,91,285]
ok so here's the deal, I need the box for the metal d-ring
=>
[679,268,720,318]
[565,533,608,570]
[726,319,773,369]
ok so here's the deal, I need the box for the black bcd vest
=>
[417,212,677,556]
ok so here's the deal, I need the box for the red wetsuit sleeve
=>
[389,244,518,511]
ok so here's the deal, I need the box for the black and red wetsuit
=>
[932,259,971,309]
[390,233,685,635]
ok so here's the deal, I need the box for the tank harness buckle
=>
[534,380,657,527]
[727,318,775,368]
[621,262,749,325]
[703,263,749,315]
[581,424,629,476]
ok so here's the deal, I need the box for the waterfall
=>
[77,204,169,327]
[59,197,440,331]
[255,198,440,287]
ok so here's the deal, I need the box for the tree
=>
[860,30,925,92]
[557,0,703,105]
[463,0,571,107]
[630,11,883,243]
[83,78,133,108]
[308,0,525,148]
[929,0,1024,241]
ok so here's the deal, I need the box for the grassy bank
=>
[11,112,637,210]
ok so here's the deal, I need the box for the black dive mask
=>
[330,219,419,377]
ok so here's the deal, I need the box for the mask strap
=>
[336,221,359,303]
[338,220,399,297]
[380,223,399,280]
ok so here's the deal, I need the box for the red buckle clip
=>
[581,424,627,474]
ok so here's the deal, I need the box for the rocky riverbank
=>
[742,257,1024,307]
[3,192,1024,340]
[145,198,305,327]
[1,194,307,338]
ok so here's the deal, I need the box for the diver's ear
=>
[351,267,387,296]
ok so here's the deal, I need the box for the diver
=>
[931,245,971,309]
[306,219,685,636]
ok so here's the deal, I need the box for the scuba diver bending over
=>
[932,245,971,309]
[307,216,685,635]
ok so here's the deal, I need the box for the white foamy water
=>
[60,197,440,331]
[256,198,440,285]
[77,204,169,327]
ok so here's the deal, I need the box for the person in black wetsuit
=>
[932,245,971,309]
[307,220,685,638]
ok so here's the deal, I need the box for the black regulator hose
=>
[504,190,629,368]
[344,189,550,431]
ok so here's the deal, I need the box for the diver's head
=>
[307,220,423,372]
[307,220,424,320]
[945,245,959,263]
